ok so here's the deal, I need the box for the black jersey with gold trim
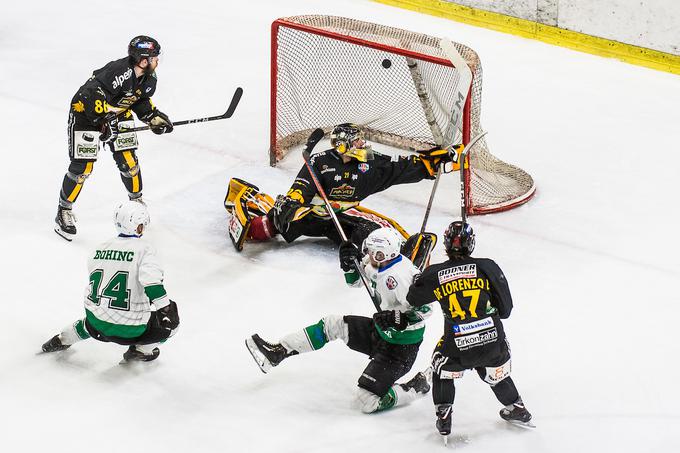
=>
[70,57,157,125]
[286,149,434,205]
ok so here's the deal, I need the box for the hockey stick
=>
[119,87,243,132]
[459,132,488,222]
[301,129,381,311]
[415,39,473,233]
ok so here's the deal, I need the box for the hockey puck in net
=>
[382,58,392,69]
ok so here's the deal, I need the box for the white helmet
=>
[362,227,404,264]
[114,201,150,236]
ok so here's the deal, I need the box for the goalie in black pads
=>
[245,227,435,413]
[55,35,174,241]
[225,123,458,260]
[406,221,533,440]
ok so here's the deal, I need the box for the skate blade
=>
[441,434,449,446]
[244,337,272,374]
[505,419,536,429]
[54,226,74,242]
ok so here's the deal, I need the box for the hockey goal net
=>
[270,15,535,215]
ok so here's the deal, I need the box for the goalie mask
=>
[362,227,403,265]
[330,123,373,162]
[444,221,475,257]
[114,201,150,237]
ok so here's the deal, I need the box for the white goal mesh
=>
[270,15,535,214]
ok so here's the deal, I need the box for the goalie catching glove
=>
[373,310,408,331]
[418,144,464,176]
[139,109,174,135]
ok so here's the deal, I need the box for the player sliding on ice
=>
[406,221,533,442]
[225,123,460,260]
[42,201,180,363]
[246,227,435,413]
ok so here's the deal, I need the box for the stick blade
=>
[224,87,244,118]
[303,128,325,157]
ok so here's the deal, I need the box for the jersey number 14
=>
[88,269,131,310]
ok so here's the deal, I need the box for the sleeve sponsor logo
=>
[294,177,310,185]
[386,276,398,290]
[452,317,493,336]
[437,264,477,284]
[454,328,498,350]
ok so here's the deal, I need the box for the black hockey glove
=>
[99,112,119,143]
[140,109,174,135]
[157,300,180,331]
[373,310,408,331]
[338,241,361,272]
[271,195,301,233]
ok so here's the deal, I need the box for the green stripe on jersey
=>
[344,270,360,285]
[144,284,167,302]
[85,310,147,339]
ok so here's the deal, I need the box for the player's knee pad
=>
[321,314,349,343]
[476,358,512,386]
[353,387,382,414]
[113,151,140,177]
[66,161,93,184]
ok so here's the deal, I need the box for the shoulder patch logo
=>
[386,276,398,290]
[358,163,369,173]
[72,101,85,113]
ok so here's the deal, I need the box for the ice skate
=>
[121,345,160,363]
[245,334,297,374]
[399,367,432,395]
[54,206,77,241]
[436,404,453,444]
[500,398,535,428]
[41,335,71,353]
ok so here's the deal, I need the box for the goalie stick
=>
[119,87,243,132]
[416,38,473,234]
[301,129,381,312]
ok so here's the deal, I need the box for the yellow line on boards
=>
[373,0,680,75]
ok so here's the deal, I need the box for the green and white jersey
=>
[83,235,169,339]
[346,255,433,345]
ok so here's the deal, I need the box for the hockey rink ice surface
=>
[1,1,679,452]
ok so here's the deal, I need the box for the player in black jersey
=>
[406,221,533,440]
[226,123,458,249]
[55,36,174,241]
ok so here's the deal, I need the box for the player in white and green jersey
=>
[245,228,433,414]
[42,201,179,362]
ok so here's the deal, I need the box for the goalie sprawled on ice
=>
[225,123,460,266]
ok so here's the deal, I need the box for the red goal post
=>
[270,15,535,215]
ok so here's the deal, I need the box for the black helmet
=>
[128,36,161,64]
[444,221,475,257]
[330,123,373,162]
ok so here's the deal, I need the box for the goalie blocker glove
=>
[271,195,301,233]
[140,109,174,134]
[417,144,463,176]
